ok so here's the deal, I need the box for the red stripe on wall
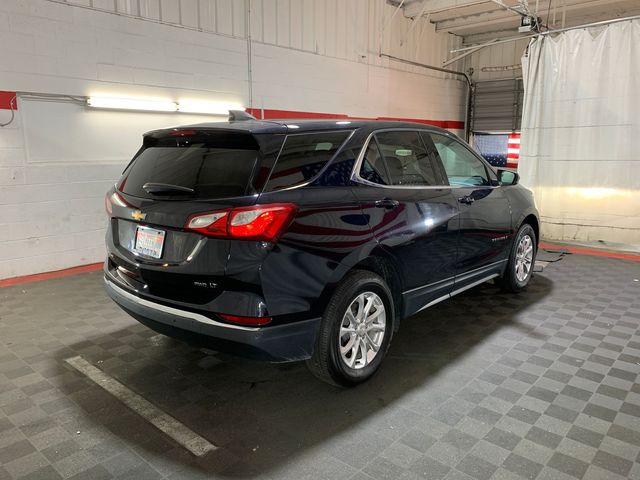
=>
[246,108,465,130]
[0,263,103,288]
[0,91,17,110]
[247,108,349,120]
[376,116,465,130]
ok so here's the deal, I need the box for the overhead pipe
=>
[451,14,640,53]
[442,38,498,67]
[379,53,474,142]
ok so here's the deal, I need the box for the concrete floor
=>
[1,254,639,480]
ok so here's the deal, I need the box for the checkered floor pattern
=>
[1,254,639,480]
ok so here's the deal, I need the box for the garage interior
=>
[1,1,639,480]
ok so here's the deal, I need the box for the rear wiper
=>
[142,183,195,195]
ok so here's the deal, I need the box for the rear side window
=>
[359,130,445,186]
[264,131,351,191]
[119,131,259,200]
[360,141,390,185]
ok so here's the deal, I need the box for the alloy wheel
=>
[515,234,534,282]
[338,291,386,369]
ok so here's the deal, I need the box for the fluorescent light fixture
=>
[87,97,177,112]
[177,100,244,115]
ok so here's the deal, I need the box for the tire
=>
[306,270,394,387]
[497,223,537,293]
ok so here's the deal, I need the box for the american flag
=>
[507,133,520,169]
[474,133,520,170]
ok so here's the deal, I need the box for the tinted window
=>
[120,132,259,199]
[430,133,490,187]
[372,131,443,186]
[360,140,390,185]
[315,145,358,186]
[264,131,351,191]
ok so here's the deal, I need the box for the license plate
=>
[134,226,165,259]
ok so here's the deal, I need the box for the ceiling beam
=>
[436,0,640,34]
[435,9,519,32]
[401,0,503,18]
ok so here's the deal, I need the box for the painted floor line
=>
[65,355,216,457]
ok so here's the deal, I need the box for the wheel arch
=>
[351,255,403,331]
[316,250,404,332]
[520,213,540,247]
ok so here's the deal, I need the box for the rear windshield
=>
[119,131,259,200]
[264,131,351,191]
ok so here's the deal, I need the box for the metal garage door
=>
[471,79,523,133]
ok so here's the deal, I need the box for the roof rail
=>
[229,110,256,122]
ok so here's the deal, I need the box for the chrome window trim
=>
[350,128,450,190]
[104,276,260,332]
[262,128,357,193]
[350,128,501,191]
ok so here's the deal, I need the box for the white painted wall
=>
[0,0,467,279]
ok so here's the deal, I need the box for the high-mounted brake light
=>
[185,203,297,242]
[168,129,196,137]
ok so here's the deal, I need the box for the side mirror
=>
[498,169,519,186]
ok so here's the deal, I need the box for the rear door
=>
[351,129,460,317]
[427,132,512,288]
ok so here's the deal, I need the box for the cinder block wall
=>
[0,0,467,279]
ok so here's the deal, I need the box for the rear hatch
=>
[106,127,281,304]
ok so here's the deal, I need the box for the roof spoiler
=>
[229,110,256,122]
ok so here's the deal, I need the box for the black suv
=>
[104,113,539,386]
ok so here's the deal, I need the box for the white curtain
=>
[519,20,640,248]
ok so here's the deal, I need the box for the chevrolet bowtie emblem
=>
[131,210,146,221]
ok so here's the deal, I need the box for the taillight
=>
[218,313,272,326]
[185,203,297,242]
[105,192,113,216]
[105,191,129,217]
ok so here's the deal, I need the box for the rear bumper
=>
[104,275,320,362]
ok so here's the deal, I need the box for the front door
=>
[351,129,460,317]
[428,132,512,289]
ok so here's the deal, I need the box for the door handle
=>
[375,198,400,209]
[458,195,475,205]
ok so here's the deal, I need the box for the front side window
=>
[264,131,351,191]
[358,130,444,187]
[430,133,490,187]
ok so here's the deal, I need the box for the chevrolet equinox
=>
[104,112,539,386]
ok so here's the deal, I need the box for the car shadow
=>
[52,274,553,478]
